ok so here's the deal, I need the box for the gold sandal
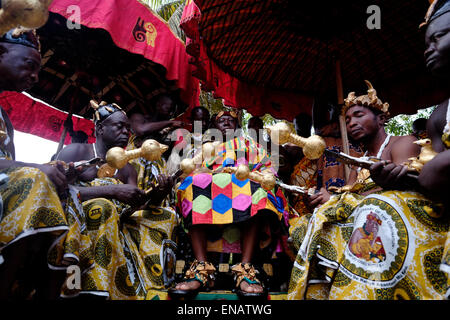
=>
[169,260,216,299]
[231,263,267,299]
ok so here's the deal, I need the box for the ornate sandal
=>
[231,262,267,299]
[169,260,216,299]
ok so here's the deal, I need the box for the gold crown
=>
[90,100,125,123]
[342,80,389,116]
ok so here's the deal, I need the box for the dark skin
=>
[0,42,72,299]
[308,105,420,208]
[129,95,184,145]
[0,43,70,197]
[175,114,263,294]
[419,11,450,206]
[190,107,210,134]
[248,117,264,142]
[57,112,151,207]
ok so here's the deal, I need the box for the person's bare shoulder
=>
[389,134,420,164]
[427,102,448,152]
[56,143,92,163]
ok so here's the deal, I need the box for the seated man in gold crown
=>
[287,81,449,300]
[0,28,87,299]
[169,110,291,299]
[56,100,177,299]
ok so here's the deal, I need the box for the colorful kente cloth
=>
[288,186,449,300]
[177,136,289,230]
[72,177,177,299]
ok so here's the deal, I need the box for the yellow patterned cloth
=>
[288,189,449,300]
[73,177,177,299]
[128,134,179,292]
[441,108,450,290]
[0,166,71,266]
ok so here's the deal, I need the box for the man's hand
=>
[369,161,408,189]
[307,187,330,209]
[147,174,174,206]
[170,120,184,128]
[113,184,147,206]
[36,162,69,198]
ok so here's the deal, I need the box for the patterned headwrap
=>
[342,80,390,116]
[90,100,126,124]
[420,0,450,28]
[0,28,40,51]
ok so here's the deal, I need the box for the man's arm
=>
[419,149,450,203]
[390,135,421,165]
[55,143,90,163]
[426,103,447,153]
[130,113,182,137]
[369,135,420,190]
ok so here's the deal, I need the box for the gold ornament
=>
[97,163,117,178]
[106,139,168,169]
[342,80,390,116]
[266,122,326,160]
[404,138,438,172]
[0,0,53,36]
[180,141,220,175]
[223,165,276,191]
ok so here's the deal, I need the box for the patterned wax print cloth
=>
[288,137,362,253]
[287,184,449,300]
[128,134,179,286]
[176,136,290,235]
[0,110,88,296]
[71,177,177,300]
[439,101,450,292]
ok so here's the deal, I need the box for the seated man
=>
[419,0,450,289]
[128,93,184,158]
[56,100,174,299]
[288,81,449,300]
[166,106,210,175]
[171,111,290,299]
[247,116,266,149]
[0,29,80,299]
[287,111,362,254]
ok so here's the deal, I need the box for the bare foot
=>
[175,280,201,291]
[239,280,263,294]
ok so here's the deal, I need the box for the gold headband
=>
[342,80,390,116]
[216,110,238,121]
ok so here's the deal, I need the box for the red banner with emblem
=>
[0,91,95,144]
[49,0,200,110]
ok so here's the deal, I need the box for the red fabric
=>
[0,91,95,144]
[180,1,313,120]
[49,0,200,110]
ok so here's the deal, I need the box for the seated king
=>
[171,110,291,299]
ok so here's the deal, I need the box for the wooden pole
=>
[335,59,350,181]
[56,112,72,156]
